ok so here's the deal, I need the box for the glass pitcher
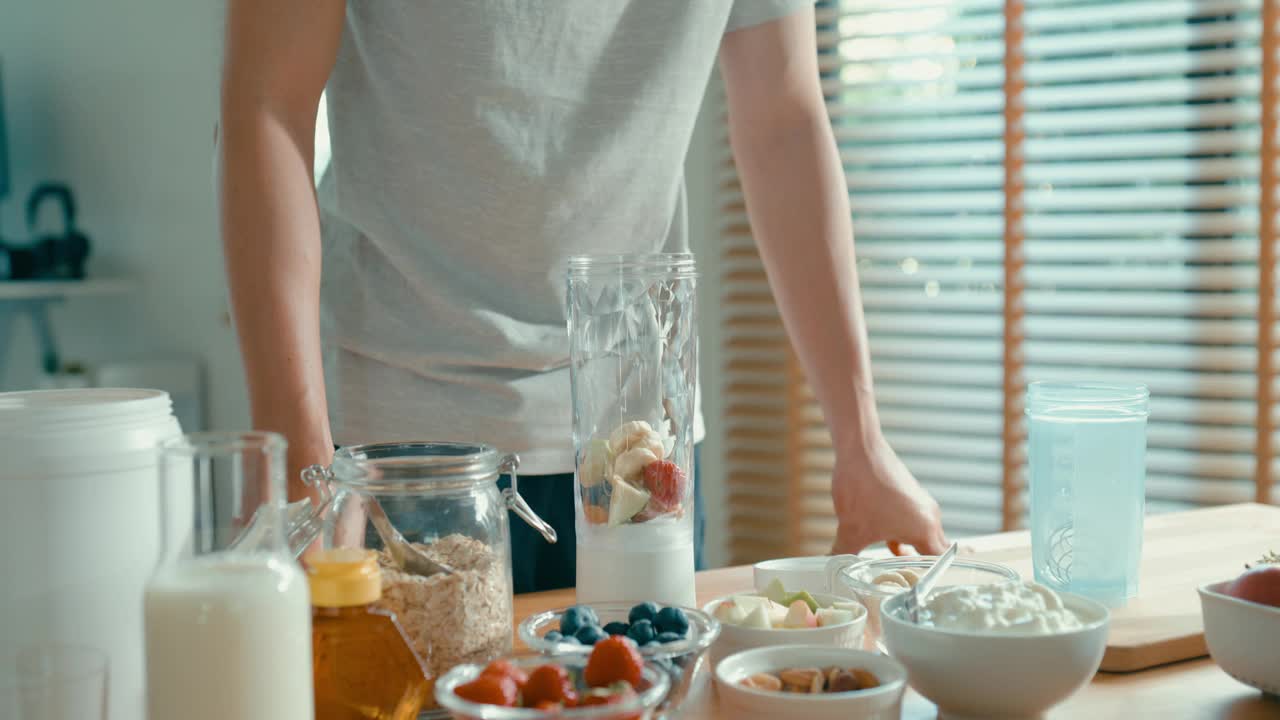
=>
[144,432,313,720]
[297,442,555,679]
[567,253,698,607]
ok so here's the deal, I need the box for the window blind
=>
[719,0,1278,563]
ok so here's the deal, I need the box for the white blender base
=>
[575,542,697,608]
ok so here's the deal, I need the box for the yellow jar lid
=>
[307,548,382,607]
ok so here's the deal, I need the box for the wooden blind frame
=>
[1001,0,1028,531]
[1255,0,1278,504]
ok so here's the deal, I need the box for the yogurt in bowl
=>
[827,555,1020,651]
[918,582,1084,634]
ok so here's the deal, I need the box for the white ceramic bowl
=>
[701,592,867,668]
[1198,580,1280,696]
[713,644,907,720]
[880,590,1109,720]
[753,556,833,594]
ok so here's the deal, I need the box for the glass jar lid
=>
[332,441,506,493]
[302,441,558,545]
[566,252,698,279]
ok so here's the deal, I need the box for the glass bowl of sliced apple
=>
[701,580,868,669]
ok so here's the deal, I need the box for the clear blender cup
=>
[567,253,698,607]
[1027,382,1149,606]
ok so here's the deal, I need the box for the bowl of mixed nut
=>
[712,644,907,720]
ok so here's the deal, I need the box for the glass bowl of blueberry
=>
[518,601,720,712]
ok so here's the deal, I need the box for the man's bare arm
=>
[218,0,345,498]
[720,9,946,553]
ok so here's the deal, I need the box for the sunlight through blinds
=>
[719,0,1278,563]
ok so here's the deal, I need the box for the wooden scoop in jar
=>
[365,495,455,578]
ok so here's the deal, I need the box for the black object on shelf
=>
[0,183,92,281]
[0,60,93,282]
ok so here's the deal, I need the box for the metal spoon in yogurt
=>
[905,541,959,623]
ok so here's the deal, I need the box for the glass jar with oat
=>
[297,442,557,686]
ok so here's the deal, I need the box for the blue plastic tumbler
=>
[1027,382,1149,606]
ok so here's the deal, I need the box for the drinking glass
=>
[0,645,108,720]
[1027,382,1149,606]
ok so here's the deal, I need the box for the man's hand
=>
[831,438,947,556]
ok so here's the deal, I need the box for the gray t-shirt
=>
[318,0,812,473]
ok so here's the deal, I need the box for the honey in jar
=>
[308,548,433,720]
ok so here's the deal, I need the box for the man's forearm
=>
[719,10,946,553]
[217,107,333,498]
[728,110,883,458]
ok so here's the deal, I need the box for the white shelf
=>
[0,278,138,381]
[0,278,135,301]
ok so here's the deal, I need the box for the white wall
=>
[0,0,249,431]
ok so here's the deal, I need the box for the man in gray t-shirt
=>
[219,0,947,589]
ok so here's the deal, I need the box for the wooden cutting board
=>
[959,503,1280,673]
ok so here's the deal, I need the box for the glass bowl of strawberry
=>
[435,636,672,719]
[518,601,719,713]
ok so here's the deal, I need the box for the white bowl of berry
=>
[702,580,868,668]
[518,601,719,711]
[436,636,670,719]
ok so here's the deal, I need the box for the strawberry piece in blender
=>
[641,460,685,513]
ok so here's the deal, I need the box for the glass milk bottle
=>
[144,432,314,720]
[567,254,698,607]
[1027,382,1149,606]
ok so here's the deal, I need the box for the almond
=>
[828,669,861,693]
[778,667,824,694]
[740,673,783,692]
[851,668,880,690]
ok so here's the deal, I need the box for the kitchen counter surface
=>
[513,504,1280,719]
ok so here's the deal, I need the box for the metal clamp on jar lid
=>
[286,441,557,557]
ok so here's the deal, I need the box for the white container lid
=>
[0,388,181,476]
[0,388,173,430]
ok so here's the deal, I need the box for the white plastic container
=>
[0,388,182,720]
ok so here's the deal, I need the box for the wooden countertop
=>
[512,504,1280,719]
